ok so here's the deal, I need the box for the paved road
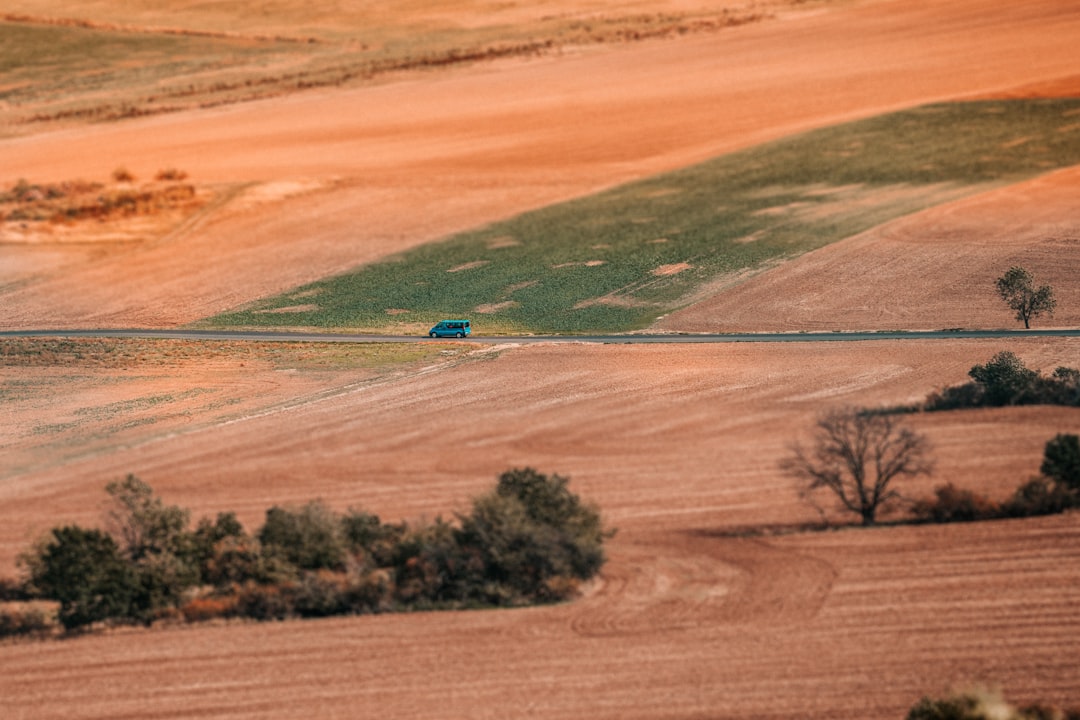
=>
[3,328,1079,344]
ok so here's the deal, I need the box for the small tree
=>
[967,350,1038,406]
[996,266,1056,329]
[24,526,139,630]
[104,475,199,618]
[1041,433,1080,493]
[258,501,346,571]
[782,408,934,526]
[455,468,611,604]
[105,474,191,561]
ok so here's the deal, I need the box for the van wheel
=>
[430,332,437,338]
[456,332,464,338]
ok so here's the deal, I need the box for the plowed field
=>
[1,0,1079,718]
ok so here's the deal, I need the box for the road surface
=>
[2,328,1079,344]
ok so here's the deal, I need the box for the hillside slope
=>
[2,0,1079,328]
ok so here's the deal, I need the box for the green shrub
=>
[1001,477,1077,518]
[342,571,392,614]
[105,474,193,560]
[202,536,274,589]
[497,467,608,577]
[192,512,261,588]
[258,501,347,571]
[130,551,201,623]
[292,571,351,618]
[0,577,30,601]
[25,526,140,630]
[104,475,200,619]
[968,351,1040,406]
[908,691,983,720]
[341,510,406,568]
[1042,367,1080,406]
[454,468,611,604]
[1041,433,1080,492]
[391,518,474,606]
[925,353,1080,411]
[924,382,985,412]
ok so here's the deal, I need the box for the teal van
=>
[428,319,471,338]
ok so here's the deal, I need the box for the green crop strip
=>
[207,99,1080,334]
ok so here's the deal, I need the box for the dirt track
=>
[2,0,1080,718]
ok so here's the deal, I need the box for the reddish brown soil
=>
[1,1,1079,719]
[3,339,1080,719]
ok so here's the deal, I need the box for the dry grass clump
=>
[0,172,200,224]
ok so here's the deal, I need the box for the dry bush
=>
[234,582,296,621]
[180,594,240,623]
[1001,477,1077,518]
[155,168,188,181]
[0,603,57,639]
[912,484,1000,524]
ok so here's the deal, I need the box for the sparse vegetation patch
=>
[0,173,202,225]
[923,351,1080,411]
[0,337,453,370]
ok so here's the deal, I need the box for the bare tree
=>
[996,266,1055,329]
[781,408,933,526]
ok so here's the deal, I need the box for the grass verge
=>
[0,336,454,371]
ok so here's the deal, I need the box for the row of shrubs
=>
[923,351,1080,411]
[1,468,612,636]
[912,433,1079,523]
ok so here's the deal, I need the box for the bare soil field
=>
[2,0,1080,718]
[2,339,1079,719]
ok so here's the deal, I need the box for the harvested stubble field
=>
[1,0,1080,718]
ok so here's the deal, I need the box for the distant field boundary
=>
[0,13,320,43]
[4,329,1079,344]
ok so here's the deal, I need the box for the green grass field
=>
[206,98,1080,334]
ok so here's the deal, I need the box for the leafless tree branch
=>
[781,408,934,525]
